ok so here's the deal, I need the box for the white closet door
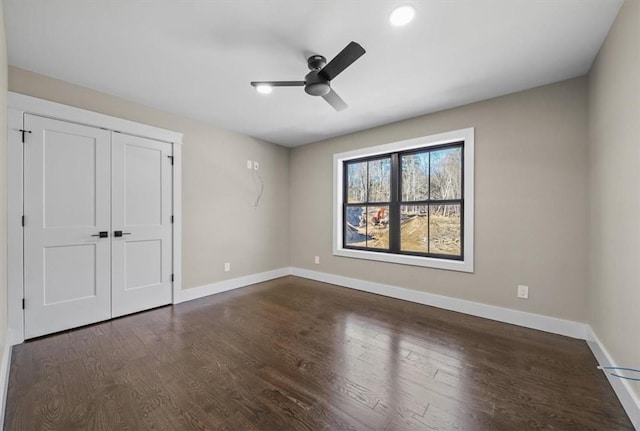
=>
[111,133,173,317]
[24,114,112,339]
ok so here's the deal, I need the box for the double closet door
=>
[23,114,174,339]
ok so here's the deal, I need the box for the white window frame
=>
[333,127,474,273]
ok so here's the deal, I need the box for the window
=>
[333,128,474,272]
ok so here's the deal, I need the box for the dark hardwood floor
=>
[4,276,633,430]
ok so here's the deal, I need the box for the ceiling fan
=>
[250,41,366,112]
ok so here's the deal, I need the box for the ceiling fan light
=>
[389,5,416,27]
[256,84,273,94]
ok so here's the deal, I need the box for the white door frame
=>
[7,92,183,345]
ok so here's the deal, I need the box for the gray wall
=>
[588,0,640,398]
[8,67,291,290]
[290,78,589,322]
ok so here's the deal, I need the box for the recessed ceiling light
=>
[389,5,416,27]
[256,84,273,94]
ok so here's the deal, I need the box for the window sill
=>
[333,247,474,273]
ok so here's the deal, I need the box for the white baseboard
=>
[290,267,587,339]
[586,326,640,429]
[0,341,13,431]
[174,267,291,304]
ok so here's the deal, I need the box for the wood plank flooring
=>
[4,276,633,430]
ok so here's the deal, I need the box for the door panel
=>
[44,244,97,304]
[24,114,112,339]
[124,143,163,226]
[112,133,172,317]
[124,240,162,290]
[44,130,98,227]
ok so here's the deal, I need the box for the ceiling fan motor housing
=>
[304,70,330,96]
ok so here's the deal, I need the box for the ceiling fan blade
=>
[322,88,348,111]
[250,81,305,87]
[318,42,366,81]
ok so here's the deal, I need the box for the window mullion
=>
[427,151,431,254]
[389,153,400,252]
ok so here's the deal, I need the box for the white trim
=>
[586,326,640,429]
[7,92,183,144]
[290,267,587,339]
[0,342,12,430]
[174,268,291,304]
[332,127,475,273]
[7,95,183,344]
[172,144,183,301]
[7,109,24,346]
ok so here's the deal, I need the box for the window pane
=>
[429,204,461,256]
[430,147,462,200]
[345,206,368,246]
[365,206,389,249]
[367,158,391,203]
[400,205,428,253]
[401,152,429,201]
[347,162,367,203]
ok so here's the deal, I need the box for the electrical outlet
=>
[517,285,529,299]
[254,161,259,171]
[247,160,252,169]
[314,256,320,264]
[224,262,231,272]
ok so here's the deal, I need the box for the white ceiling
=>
[4,0,623,147]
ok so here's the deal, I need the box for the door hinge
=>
[19,129,32,143]
[171,274,174,282]
[22,299,25,309]
[21,215,25,227]
[167,155,174,165]
[170,215,174,224]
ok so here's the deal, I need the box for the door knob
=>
[113,231,132,237]
[91,231,109,238]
